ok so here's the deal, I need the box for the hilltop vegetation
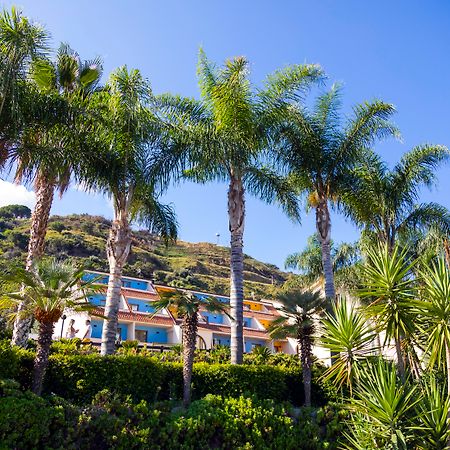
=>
[0,208,287,298]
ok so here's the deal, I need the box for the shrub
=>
[0,384,346,449]
[1,341,333,406]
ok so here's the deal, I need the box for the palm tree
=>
[0,258,98,395]
[274,83,398,300]
[156,51,322,363]
[359,244,417,381]
[268,289,325,406]
[11,44,102,346]
[151,289,230,407]
[285,234,360,291]
[0,7,48,124]
[343,145,450,252]
[321,299,376,395]
[83,66,178,355]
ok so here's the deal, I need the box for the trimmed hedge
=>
[0,341,333,406]
[0,380,347,449]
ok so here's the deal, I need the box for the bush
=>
[1,341,333,406]
[0,383,346,449]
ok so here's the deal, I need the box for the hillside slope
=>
[0,213,289,298]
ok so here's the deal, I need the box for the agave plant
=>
[0,259,99,395]
[321,299,376,395]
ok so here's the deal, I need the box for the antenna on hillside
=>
[215,232,220,245]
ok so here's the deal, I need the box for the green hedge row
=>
[0,379,347,449]
[0,341,333,406]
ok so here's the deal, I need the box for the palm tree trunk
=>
[32,321,54,395]
[299,327,313,407]
[395,336,405,382]
[12,175,55,347]
[100,210,132,356]
[316,199,335,300]
[443,239,450,269]
[182,313,198,407]
[228,175,245,364]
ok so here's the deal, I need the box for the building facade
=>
[54,270,296,354]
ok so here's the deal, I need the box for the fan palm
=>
[151,289,230,407]
[156,51,322,363]
[359,244,417,381]
[11,44,103,346]
[343,145,450,252]
[268,289,325,406]
[274,84,398,300]
[0,258,98,395]
[83,66,178,355]
[321,299,376,395]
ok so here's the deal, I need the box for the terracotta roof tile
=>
[92,308,173,326]
[121,288,160,300]
[197,323,269,339]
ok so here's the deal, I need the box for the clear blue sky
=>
[2,0,450,269]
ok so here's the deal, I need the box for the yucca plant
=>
[151,289,231,407]
[0,258,99,395]
[414,377,450,449]
[344,358,422,450]
[321,299,376,395]
[359,243,418,381]
[268,289,325,406]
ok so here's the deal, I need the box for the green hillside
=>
[0,211,289,298]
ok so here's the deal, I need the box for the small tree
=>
[0,258,98,395]
[321,299,376,395]
[359,244,417,381]
[151,289,231,407]
[268,289,325,406]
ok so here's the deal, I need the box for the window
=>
[130,304,139,311]
[135,330,148,342]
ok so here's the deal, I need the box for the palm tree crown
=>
[274,83,399,299]
[343,145,450,251]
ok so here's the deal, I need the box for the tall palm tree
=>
[274,84,398,300]
[11,44,102,346]
[359,244,417,381]
[268,289,325,406]
[0,258,98,395]
[156,51,322,363]
[151,289,230,407]
[343,145,450,252]
[285,234,360,291]
[83,66,178,355]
